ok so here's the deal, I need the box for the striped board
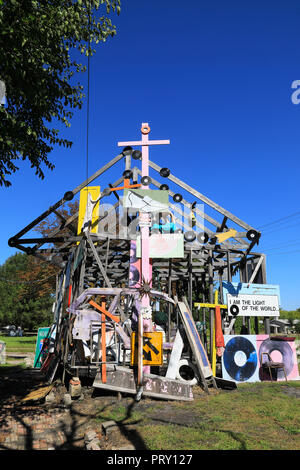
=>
[177,301,213,380]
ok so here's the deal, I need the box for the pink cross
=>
[118,123,170,377]
[118,123,170,184]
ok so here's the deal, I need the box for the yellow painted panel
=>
[77,186,100,235]
[130,332,163,366]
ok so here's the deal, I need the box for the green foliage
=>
[280,308,300,333]
[0,0,121,186]
[0,253,54,329]
[279,308,300,321]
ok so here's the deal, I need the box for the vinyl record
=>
[230,305,239,317]
[197,232,209,244]
[141,176,151,186]
[258,338,294,378]
[223,336,258,382]
[246,229,259,242]
[173,193,182,203]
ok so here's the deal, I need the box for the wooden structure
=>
[8,123,266,399]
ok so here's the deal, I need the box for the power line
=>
[261,238,300,252]
[257,211,300,230]
[86,3,91,186]
[267,249,300,256]
[260,220,300,235]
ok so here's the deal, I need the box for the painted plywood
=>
[136,233,184,259]
[227,294,280,317]
[177,301,213,379]
[222,282,281,305]
[123,189,169,213]
[222,334,300,383]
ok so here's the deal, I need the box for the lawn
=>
[0,335,36,354]
[92,381,300,450]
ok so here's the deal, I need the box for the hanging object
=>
[230,305,239,317]
[197,232,209,244]
[123,189,169,213]
[123,170,133,179]
[160,167,170,178]
[77,186,100,235]
[132,150,142,160]
[173,193,182,203]
[122,146,133,156]
[189,201,197,227]
[141,176,152,186]
[64,191,74,201]
[246,229,259,242]
[160,184,169,191]
[184,230,196,242]
[215,228,237,243]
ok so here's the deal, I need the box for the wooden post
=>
[189,250,193,312]
[168,259,172,343]
[208,249,214,362]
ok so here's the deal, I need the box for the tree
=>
[0,252,56,329]
[0,0,121,187]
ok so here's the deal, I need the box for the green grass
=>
[0,335,36,353]
[92,381,300,450]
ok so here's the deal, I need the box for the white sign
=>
[227,294,279,317]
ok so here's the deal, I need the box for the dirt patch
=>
[280,386,300,398]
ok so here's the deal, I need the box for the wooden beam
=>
[148,160,254,231]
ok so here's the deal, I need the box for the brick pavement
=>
[0,367,99,450]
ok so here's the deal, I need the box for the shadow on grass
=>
[93,395,148,450]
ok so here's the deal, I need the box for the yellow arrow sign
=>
[215,228,237,243]
[130,332,163,366]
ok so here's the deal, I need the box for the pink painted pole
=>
[117,124,170,382]
[141,123,151,374]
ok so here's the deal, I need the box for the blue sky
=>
[1,0,300,309]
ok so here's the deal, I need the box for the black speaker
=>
[160,168,170,178]
[122,146,133,156]
[132,150,142,160]
[123,170,133,179]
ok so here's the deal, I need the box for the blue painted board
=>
[222,282,281,306]
[177,301,212,379]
